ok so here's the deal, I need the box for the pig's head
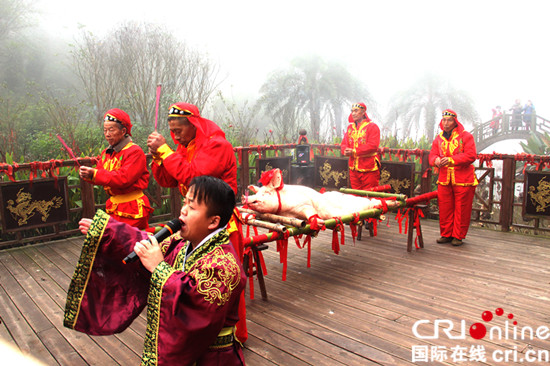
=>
[241,169,284,213]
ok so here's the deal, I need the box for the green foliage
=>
[520,132,550,155]
[381,135,432,150]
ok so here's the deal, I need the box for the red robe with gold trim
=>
[429,120,478,240]
[151,118,237,196]
[64,210,246,366]
[340,119,381,189]
[92,141,153,229]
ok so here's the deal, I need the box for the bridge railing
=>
[1,146,550,248]
[473,114,550,151]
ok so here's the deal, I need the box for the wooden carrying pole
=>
[238,207,306,228]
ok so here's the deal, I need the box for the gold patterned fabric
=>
[64,210,151,335]
[64,209,110,329]
[141,229,246,365]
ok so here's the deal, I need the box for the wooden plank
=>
[0,284,56,364]
[0,257,66,364]
[246,300,395,365]
[1,250,115,365]
[244,323,312,366]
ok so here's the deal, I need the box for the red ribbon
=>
[0,163,16,182]
[413,207,425,249]
[395,208,410,234]
[349,212,361,245]
[276,231,290,281]
[331,217,345,255]
[294,234,313,267]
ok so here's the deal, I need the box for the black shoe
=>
[451,238,463,246]
[436,236,453,244]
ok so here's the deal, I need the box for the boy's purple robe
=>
[64,210,246,365]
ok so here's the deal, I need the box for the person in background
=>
[341,102,381,190]
[429,109,478,247]
[65,176,246,365]
[79,108,153,230]
[509,99,523,131]
[522,100,536,131]
[490,105,503,135]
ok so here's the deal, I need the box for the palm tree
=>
[259,55,375,142]
[386,73,479,142]
[521,132,550,155]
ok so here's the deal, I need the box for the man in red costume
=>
[79,108,153,230]
[147,102,247,343]
[147,102,237,196]
[65,176,246,365]
[341,102,381,190]
[429,109,478,246]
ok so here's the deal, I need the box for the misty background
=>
[1,0,548,162]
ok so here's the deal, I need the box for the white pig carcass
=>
[242,168,395,220]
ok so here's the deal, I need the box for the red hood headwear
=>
[104,108,132,136]
[348,102,371,123]
[167,102,226,146]
[439,109,465,133]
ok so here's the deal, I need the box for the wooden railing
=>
[0,156,180,249]
[473,114,550,152]
[1,145,550,249]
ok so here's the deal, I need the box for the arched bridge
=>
[472,114,550,152]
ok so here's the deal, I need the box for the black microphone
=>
[122,218,182,264]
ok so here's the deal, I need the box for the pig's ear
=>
[247,185,259,193]
[271,168,283,189]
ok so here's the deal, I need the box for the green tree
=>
[520,132,550,155]
[259,55,375,142]
[385,72,479,142]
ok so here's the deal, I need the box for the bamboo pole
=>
[238,207,306,228]
[339,188,407,202]
[241,216,287,233]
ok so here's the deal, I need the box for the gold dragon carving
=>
[379,168,411,194]
[318,162,348,186]
[528,176,550,213]
[6,188,63,226]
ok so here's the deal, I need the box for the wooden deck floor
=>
[1,218,550,365]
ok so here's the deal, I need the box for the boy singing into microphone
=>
[65,176,246,366]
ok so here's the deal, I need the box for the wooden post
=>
[241,148,250,195]
[420,152,432,195]
[499,156,515,232]
[79,179,96,218]
[170,188,182,217]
